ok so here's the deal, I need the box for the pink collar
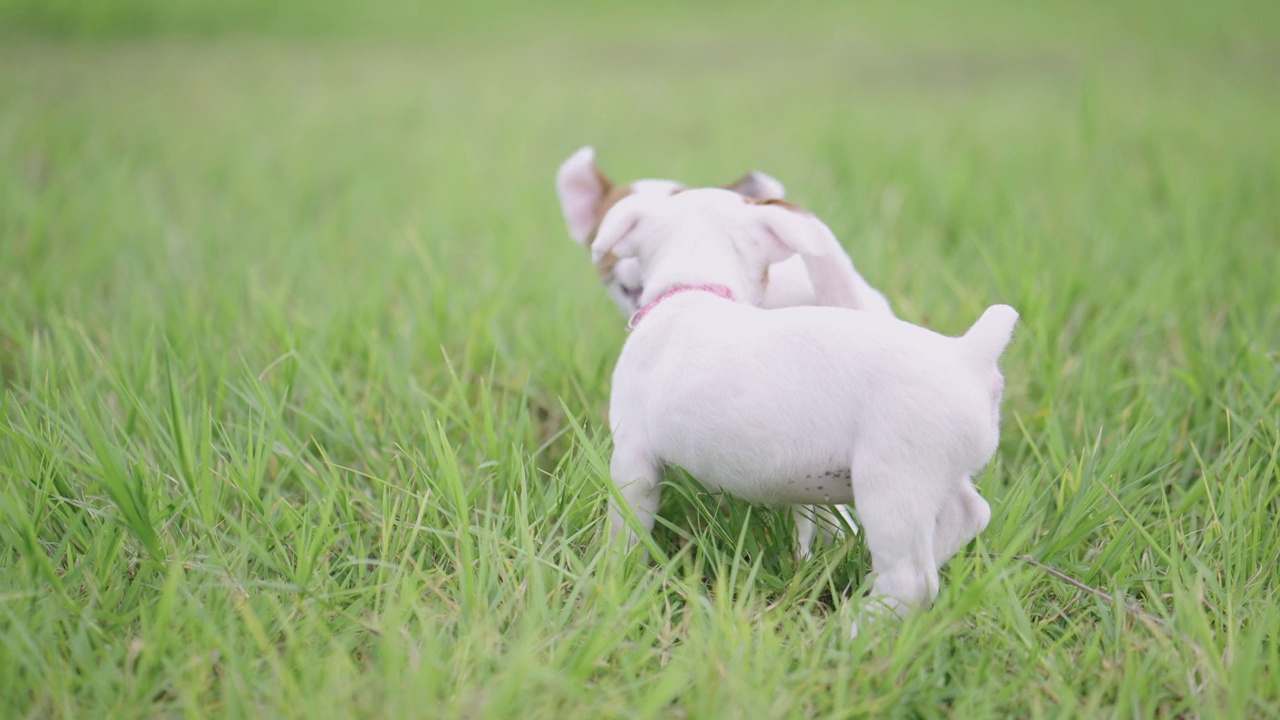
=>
[627,284,734,331]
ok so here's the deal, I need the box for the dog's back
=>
[612,298,1016,502]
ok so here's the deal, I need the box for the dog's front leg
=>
[816,504,858,544]
[795,504,859,562]
[792,506,819,562]
[607,442,663,552]
[931,481,990,569]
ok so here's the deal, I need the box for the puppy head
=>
[555,146,787,314]
[591,188,842,307]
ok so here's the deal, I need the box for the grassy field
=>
[2,1,1278,717]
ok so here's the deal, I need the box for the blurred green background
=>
[2,1,1278,717]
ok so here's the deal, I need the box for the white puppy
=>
[555,146,893,318]
[597,188,1017,621]
[557,147,894,556]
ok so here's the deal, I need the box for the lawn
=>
[1,1,1278,717]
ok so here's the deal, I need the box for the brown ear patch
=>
[744,196,813,215]
[595,250,620,278]
[586,183,635,246]
[592,163,613,191]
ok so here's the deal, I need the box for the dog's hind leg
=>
[608,442,664,552]
[851,458,941,618]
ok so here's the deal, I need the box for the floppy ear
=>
[590,195,650,264]
[556,146,613,244]
[723,171,786,201]
[752,200,841,261]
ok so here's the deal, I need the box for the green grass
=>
[2,1,1279,717]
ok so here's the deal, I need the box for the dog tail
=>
[961,304,1019,366]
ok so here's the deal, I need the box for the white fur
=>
[596,189,1017,622]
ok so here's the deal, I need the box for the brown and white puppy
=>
[558,146,806,315]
